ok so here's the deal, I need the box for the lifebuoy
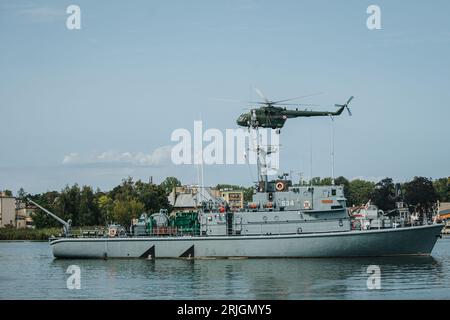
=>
[303,201,311,209]
[108,228,116,237]
[275,182,285,191]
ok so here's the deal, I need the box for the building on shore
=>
[439,202,450,218]
[0,193,16,228]
[0,192,35,229]
[168,185,224,213]
[168,185,245,213]
[15,201,35,229]
[438,202,450,234]
[219,189,244,210]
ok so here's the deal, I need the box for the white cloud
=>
[62,152,80,164]
[62,146,172,167]
[17,5,66,22]
[0,3,66,23]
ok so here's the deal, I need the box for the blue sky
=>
[0,0,449,194]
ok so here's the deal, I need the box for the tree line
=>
[7,175,449,229]
[20,177,181,228]
[312,176,449,219]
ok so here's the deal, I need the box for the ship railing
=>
[59,227,202,238]
[147,227,201,237]
[349,215,437,231]
[71,228,108,238]
[150,227,178,236]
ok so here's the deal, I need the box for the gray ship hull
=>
[50,224,443,259]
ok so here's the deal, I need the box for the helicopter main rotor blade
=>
[253,87,270,104]
[272,103,321,107]
[270,92,324,104]
[247,101,271,105]
[248,101,320,107]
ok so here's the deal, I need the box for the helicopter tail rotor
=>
[335,96,354,116]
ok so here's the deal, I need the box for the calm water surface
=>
[1,238,450,299]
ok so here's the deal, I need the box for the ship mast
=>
[250,127,273,192]
[256,129,268,191]
[248,109,267,192]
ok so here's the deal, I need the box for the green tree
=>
[434,177,450,202]
[109,177,136,202]
[135,180,171,213]
[17,187,27,200]
[243,187,255,202]
[56,184,81,226]
[112,199,145,227]
[348,179,375,207]
[334,176,351,204]
[334,176,350,188]
[78,185,100,226]
[404,176,438,220]
[371,178,396,211]
[98,194,114,224]
[28,191,61,229]
[160,177,181,195]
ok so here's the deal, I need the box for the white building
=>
[0,194,16,228]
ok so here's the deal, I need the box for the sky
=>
[0,0,449,194]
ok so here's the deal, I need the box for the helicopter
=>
[236,89,354,133]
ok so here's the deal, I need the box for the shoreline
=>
[0,228,61,241]
[0,240,48,242]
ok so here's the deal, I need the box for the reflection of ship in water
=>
[221,256,444,299]
[51,255,444,299]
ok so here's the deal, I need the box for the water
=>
[1,238,450,299]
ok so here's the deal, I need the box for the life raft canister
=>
[264,202,273,208]
[275,181,285,191]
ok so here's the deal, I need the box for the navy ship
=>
[39,184,443,259]
[30,141,443,259]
